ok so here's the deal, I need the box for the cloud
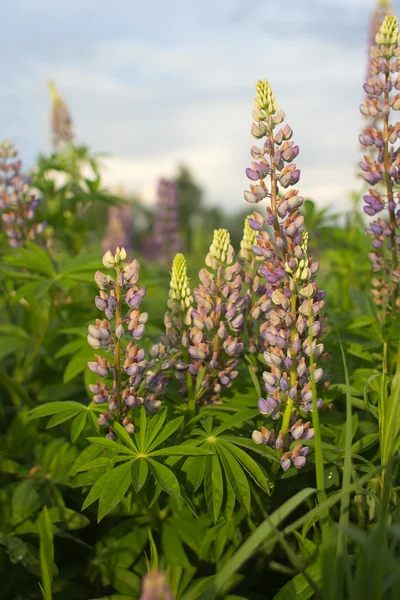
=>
[1,0,399,213]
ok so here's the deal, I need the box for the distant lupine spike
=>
[88,248,164,429]
[360,16,400,312]
[103,203,134,253]
[153,178,181,265]
[139,570,174,600]
[185,228,244,404]
[49,81,74,149]
[0,141,47,247]
[245,79,328,471]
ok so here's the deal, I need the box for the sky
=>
[1,0,399,211]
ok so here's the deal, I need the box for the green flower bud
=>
[169,253,193,312]
[206,229,234,269]
[240,216,257,260]
[376,15,399,45]
[254,79,278,117]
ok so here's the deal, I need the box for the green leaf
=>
[87,437,136,455]
[0,336,27,361]
[144,408,167,450]
[216,445,250,513]
[55,339,85,359]
[82,470,112,510]
[64,347,94,383]
[98,461,133,522]
[139,406,147,452]
[162,522,191,568]
[351,433,379,454]
[195,367,207,396]
[183,456,207,492]
[39,506,54,600]
[112,421,138,451]
[150,445,214,457]
[198,487,316,600]
[46,409,83,429]
[223,435,280,463]
[12,481,42,519]
[212,409,259,437]
[77,457,112,472]
[221,441,270,494]
[46,507,90,531]
[146,417,184,452]
[131,459,149,493]
[272,562,322,600]
[29,401,85,420]
[148,458,181,501]
[70,412,88,443]
[68,445,103,476]
[204,455,223,523]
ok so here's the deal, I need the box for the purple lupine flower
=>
[88,247,165,431]
[360,15,400,312]
[153,178,181,266]
[0,142,47,248]
[245,79,328,471]
[181,229,246,405]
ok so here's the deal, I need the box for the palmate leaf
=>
[150,445,213,457]
[144,407,168,449]
[131,458,148,492]
[86,437,136,455]
[216,445,251,513]
[148,458,181,501]
[146,416,184,452]
[220,441,270,494]
[28,401,85,420]
[204,455,224,523]
[98,461,133,522]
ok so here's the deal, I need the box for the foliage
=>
[1,9,400,600]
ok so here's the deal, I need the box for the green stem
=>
[383,68,399,313]
[115,268,122,422]
[309,309,327,528]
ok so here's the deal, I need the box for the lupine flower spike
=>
[154,178,181,265]
[0,141,46,247]
[186,229,244,405]
[245,79,327,471]
[150,253,193,397]
[49,81,74,150]
[88,248,163,439]
[360,16,400,312]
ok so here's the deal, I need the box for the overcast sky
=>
[2,0,399,210]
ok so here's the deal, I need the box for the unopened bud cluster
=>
[360,16,400,310]
[0,142,46,247]
[245,79,327,471]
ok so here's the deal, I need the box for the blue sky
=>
[2,0,399,210]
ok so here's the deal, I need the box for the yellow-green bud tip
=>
[254,79,278,116]
[376,15,399,45]
[169,253,193,310]
[240,217,257,260]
